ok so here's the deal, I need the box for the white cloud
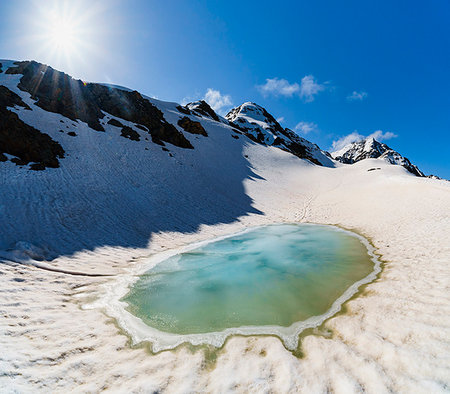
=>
[347,91,368,101]
[294,121,317,134]
[299,75,325,102]
[331,129,397,152]
[367,130,397,141]
[256,75,325,102]
[276,116,285,124]
[331,131,364,151]
[256,78,300,97]
[203,88,233,115]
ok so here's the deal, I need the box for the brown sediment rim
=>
[94,222,383,354]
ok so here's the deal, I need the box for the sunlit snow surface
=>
[98,224,381,352]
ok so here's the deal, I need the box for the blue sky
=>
[1,0,449,177]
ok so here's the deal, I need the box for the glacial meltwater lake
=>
[122,224,377,346]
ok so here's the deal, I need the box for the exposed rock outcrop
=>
[120,126,140,141]
[6,61,193,149]
[107,118,124,127]
[177,116,208,137]
[185,100,220,122]
[176,105,192,115]
[0,85,65,169]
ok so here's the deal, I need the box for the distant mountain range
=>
[0,59,433,178]
[1,58,445,259]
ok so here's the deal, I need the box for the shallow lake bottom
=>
[106,224,381,351]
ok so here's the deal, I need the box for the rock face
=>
[0,86,64,169]
[226,102,334,167]
[184,100,220,122]
[6,61,192,148]
[177,116,208,137]
[332,137,424,176]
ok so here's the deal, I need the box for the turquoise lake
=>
[123,224,374,335]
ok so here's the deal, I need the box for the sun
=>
[22,0,103,72]
[18,0,112,77]
[47,15,78,51]
[44,9,82,56]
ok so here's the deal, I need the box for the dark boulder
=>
[120,126,140,141]
[107,118,124,127]
[177,117,208,137]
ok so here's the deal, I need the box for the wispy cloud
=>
[331,130,397,152]
[256,78,300,97]
[256,75,325,102]
[299,75,325,102]
[294,121,317,134]
[276,116,285,124]
[347,91,368,101]
[181,88,233,115]
[203,88,233,115]
[331,132,364,152]
[180,94,199,106]
[368,130,397,141]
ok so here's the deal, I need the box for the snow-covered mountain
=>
[0,58,433,260]
[0,59,342,259]
[331,137,425,177]
[225,102,334,167]
[0,60,334,172]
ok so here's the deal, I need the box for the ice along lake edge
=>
[85,223,382,353]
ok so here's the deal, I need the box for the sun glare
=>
[43,9,82,57]
[21,0,109,76]
[47,15,78,51]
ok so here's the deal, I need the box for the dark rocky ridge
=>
[176,105,192,115]
[0,86,65,169]
[6,61,193,149]
[185,100,220,122]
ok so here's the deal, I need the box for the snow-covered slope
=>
[0,59,335,260]
[226,102,335,167]
[2,59,450,393]
[0,59,432,260]
[332,137,424,177]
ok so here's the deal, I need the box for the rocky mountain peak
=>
[332,137,424,177]
[226,102,284,137]
[183,100,220,122]
[226,102,334,167]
